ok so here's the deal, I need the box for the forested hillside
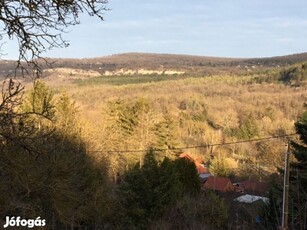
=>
[2,52,307,79]
[55,70,307,179]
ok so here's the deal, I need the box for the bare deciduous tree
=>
[0,0,108,74]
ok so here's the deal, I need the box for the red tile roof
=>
[204,176,235,192]
[179,153,210,174]
[179,153,195,162]
[240,180,269,194]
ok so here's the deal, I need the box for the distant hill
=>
[1,52,307,79]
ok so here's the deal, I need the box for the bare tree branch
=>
[0,0,108,77]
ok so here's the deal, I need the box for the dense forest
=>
[1,56,307,229]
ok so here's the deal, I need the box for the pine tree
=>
[23,80,55,119]
[55,93,78,132]
[289,104,307,229]
[155,113,179,158]
[118,150,183,229]
[173,158,201,195]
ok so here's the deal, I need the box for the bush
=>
[150,191,229,230]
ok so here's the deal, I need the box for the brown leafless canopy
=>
[0,0,108,73]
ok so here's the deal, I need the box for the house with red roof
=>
[239,180,269,194]
[204,176,235,192]
[179,153,211,182]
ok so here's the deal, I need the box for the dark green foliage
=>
[150,191,229,229]
[118,150,183,229]
[202,191,229,228]
[117,149,206,229]
[261,183,282,230]
[228,115,259,140]
[238,117,259,139]
[55,93,79,133]
[278,63,307,86]
[155,113,179,150]
[263,106,276,120]
[23,80,56,119]
[178,100,208,125]
[265,106,307,229]
[288,104,307,229]
[173,158,201,195]
[109,99,138,136]
[247,62,307,85]
[191,108,208,122]
[250,72,280,84]
[109,98,152,137]
[74,74,186,86]
[291,104,307,173]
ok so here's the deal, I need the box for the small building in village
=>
[179,153,211,182]
[203,176,235,192]
[234,180,270,195]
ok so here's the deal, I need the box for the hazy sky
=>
[2,0,307,59]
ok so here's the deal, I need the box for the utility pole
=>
[282,140,291,230]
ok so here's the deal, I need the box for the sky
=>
[2,0,307,59]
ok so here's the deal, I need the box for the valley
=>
[1,52,307,229]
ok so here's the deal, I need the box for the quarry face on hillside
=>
[1,52,307,79]
[103,68,185,76]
